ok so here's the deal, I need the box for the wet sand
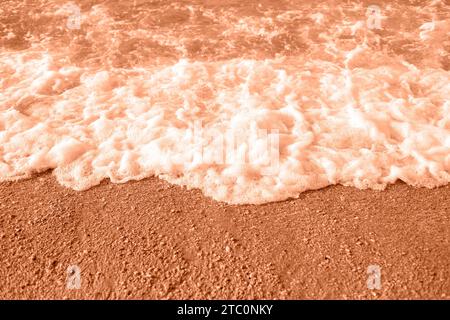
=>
[0,173,448,299]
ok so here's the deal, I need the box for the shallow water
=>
[1,0,449,204]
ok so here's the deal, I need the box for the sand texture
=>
[1,174,449,299]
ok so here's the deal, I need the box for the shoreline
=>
[0,172,449,299]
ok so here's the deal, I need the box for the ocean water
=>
[0,0,449,204]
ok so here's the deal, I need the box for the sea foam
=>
[0,1,449,204]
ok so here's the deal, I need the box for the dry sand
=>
[0,173,448,299]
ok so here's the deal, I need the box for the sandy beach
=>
[1,0,449,300]
[1,174,448,299]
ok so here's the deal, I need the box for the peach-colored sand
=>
[0,174,448,299]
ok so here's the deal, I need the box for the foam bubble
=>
[0,1,449,204]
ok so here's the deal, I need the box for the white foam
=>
[1,48,449,203]
[0,2,449,204]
